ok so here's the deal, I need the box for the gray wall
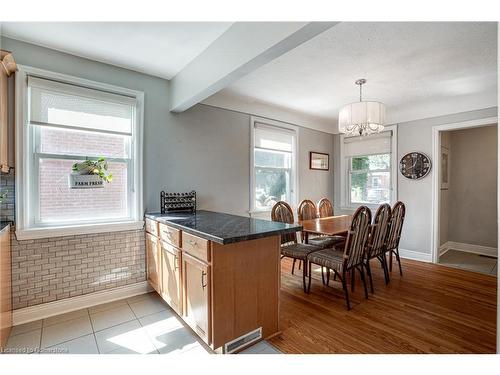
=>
[397,108,497,256]
[1,36,334,218]
[334,107,498,256]
[447,125,498,248]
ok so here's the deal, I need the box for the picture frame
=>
[310,152,329,171]
[441,146,450,190]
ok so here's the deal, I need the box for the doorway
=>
[432,119,498,275]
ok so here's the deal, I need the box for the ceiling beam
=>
[169,22,338,113]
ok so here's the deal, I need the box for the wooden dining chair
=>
[317,198,334,218]
[297,199,317,243]
[271,201,321,293]
[364,204,392,293]
[306,206,372,310]
[385,201,406,276]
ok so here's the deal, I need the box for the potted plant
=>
[0,190,7,204]
[69,157,113,189]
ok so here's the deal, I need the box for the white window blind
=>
[343,131,392,157]
[28,76,136,135]
[254,122,294,152]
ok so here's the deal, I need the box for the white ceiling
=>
[1,22,232,79]
[207,22,497,127]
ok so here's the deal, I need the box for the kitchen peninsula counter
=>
[144,210,301,353]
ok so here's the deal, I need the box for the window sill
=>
[15,220,144,241]
[340,203,393,212]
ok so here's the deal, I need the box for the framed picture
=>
[310,152,329,171]
[441,147,450,190]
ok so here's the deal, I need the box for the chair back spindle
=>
[271,201,297,245]
[386,201,406,251]
[317,198,334,218]
[298,199,317,221]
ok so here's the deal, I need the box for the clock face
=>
[400,152,431,180]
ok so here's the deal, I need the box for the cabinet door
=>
[182,253,210,344]
[145,233,160,292]
[160,242,181,315]
[0,226,12,349]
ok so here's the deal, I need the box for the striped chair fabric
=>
[385,201,406,275]
[307,206,372,310]
[364,203,392,292]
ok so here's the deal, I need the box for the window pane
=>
[351,154,390,171]
[350,171,390,204]
[38,158,129,223]
[255,168,290,210]
[39,127,129,159]
[254,149,291,168]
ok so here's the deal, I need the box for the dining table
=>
[298,215,352,244]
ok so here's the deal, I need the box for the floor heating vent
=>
[224,327,262,354]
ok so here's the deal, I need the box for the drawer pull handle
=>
[189,240,197,246]
[174,255,179,270]
[201,271,207,289]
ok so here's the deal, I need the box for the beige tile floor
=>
[4,292,281,354]
[439,249,497,275]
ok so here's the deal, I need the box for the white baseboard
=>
[398,249,432,263]
[440,241,497,258]
[13,281,152,326]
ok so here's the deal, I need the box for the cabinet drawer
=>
[159,223,181,247]
[182,232,210,263]
[145,218,159,237]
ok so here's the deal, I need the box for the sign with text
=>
[69,174,104,189]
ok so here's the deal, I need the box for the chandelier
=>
[338,79,386,136]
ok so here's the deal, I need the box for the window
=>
[251,119,297,212]
[340,127,397,208]
[16,67,143,239]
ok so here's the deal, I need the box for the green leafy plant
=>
[0,189,7,204]
[72,157,113,183]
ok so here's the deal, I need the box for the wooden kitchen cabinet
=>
[145,213,285,353]
[145,233,160,293]
[0,50,16,174]
[0,224,12,350]
[182,252,210,344]
[160,241,182,315]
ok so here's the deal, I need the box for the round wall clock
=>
[399,152,431,180]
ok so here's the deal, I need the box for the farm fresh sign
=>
[69,174,104,189]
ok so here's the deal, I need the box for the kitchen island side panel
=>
[210,235,280,350]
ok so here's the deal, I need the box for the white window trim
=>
[249,116,299,214]
[339,125,398,211]
[15,65,144,240]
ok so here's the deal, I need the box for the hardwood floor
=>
[270,257,497,353]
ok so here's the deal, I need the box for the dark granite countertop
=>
[145,210,301,245]
[0,220,12,232]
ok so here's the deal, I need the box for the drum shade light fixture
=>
[338,79,386,136]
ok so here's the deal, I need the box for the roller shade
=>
[344,131,392,157]
[254,122,295,152]
[28,76,136,135]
